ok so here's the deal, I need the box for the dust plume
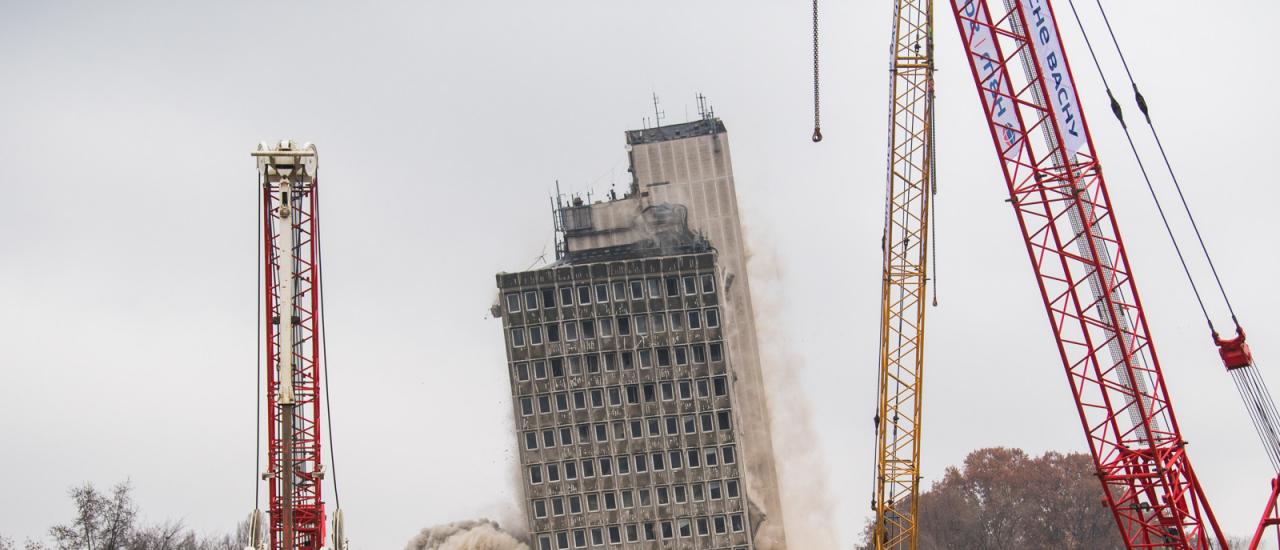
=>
[745,237,840,550]
[404,519,529,550]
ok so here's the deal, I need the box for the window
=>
[595,284,609,303]
[625,385,639,405]
[731,514,744,533]
[581,319,595,339]
[603,353,617,371]
[534,499,547,518]
[552,497,564,516]
[599,318,613,337]
[604,492,617,510]
[647,418,661,437]
[551,358,565,377]
[683,275,697,295]
[626,524,638,543]
[565,461,578,480]
[555,393,569,412]
[621,490,634,508]
[542,429,555,448]
[687,449,701,468]
[617,316,631,335]
[634,315,648,335]
[660,382,674,401]
[638,489,651,507]
[692,344,706,364]
[542,288,556,309]
[713,376,728,396]
[599,457,613,476]
[697,379,710,398]
[657,348,671,367]
[515,362,530,382]
[710,342,723,362]
[665,276,680,297]
[687,311,702,329]
[706,307,720,328]
[701,273,715,293]
[577,424,590,442]
[630,280,644,300]
[612,281,627,301]
[539,536,552,550]
[634,454,648,473]
[679,381,692,399]
[693,483,705,502]
[696,517,709,536]
[546,323,560,342]
[547,463,560,482]
[519,398,533,416]
[529,326,543,345]
[665,417,678,435]
[529,465,543,484]
[573,529,586,548]
[678,518,692,537]
[704,448,719,467]
[727,479,740,498]
[652,313,666,332]
[569,494,581,513]
[723,445,737,464]
[557,531,569,550]
[714,516,727,535]
[674,484,687,503]
[505,293,521,313]
[675,347,687,365]
[669,311,684,331]
[582,459,595,478]
[608,526,621,544]
[564,321,578,341]
[718,411,732,430]
[537,396,551,414]
[661,520,673,539]
[511,328,526,348]
[639,349,652,368]
[683,415,696,434]
[652,452,665,471]
[577,285,591,305]
[647,278,662,298]
[560,287,573,307]
[524,432,538,450]
[586,354,600,374]
[608,387,621,406]
[590,527,603,546]
[617,455,630,475]
[524,290,539,310]
[572,391,586,410]
[630,420,643,438]
[643,384,656,403]
[590,389,603,408]
[566,357,580,376]
[595,423,608,442]
[670,450,683,470]
[613,421,626,440]
[621,351,634,369]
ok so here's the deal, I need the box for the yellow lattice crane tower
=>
[872,0,934,548]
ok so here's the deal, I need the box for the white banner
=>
[1019,0,1087,156]
[957,1,1023,157]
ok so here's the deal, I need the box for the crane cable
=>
[315,177,342,509]
[812,0,823,142]
[1089,0,1239,329]
[255,176,263,510]
[1062,0,1216,335]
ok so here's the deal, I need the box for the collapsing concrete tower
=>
[495,116,787,550]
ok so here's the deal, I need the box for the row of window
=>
[528,446,738,484]
[524,412,734,451]
[513,343,725,382]
[536,513,746,550]
[509,309,721,348]
[505,274,717,315]
[518,376,730,416]
[533,479,741,519]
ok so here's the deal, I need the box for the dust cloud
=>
[404,519,528,550]
[745,238,840,550]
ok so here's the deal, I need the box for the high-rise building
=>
[496,117,786,550]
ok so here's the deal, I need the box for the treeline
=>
[0,481,247,550]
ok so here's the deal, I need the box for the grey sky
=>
[1,1,1277,548]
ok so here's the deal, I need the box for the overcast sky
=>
[2,1,1278,548]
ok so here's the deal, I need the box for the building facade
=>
[496,117,786,550]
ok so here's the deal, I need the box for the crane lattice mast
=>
[253,141,329,550]
[945,0,1227,546]
[872,0,935,548]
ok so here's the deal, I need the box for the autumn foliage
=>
[859,447,1122,550]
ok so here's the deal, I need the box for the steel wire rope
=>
[314,177,342,509]
[256,175,263,510]
[1091,0,1239,327]
[812,0,823,142]
[1063,0,1216,334]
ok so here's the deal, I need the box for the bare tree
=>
[49,481,137,550]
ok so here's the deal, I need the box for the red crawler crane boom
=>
[253,141,328,550]
[945,1,1228,547]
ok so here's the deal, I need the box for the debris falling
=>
[404,519,528,550]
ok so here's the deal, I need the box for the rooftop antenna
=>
[652,93,665,128]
